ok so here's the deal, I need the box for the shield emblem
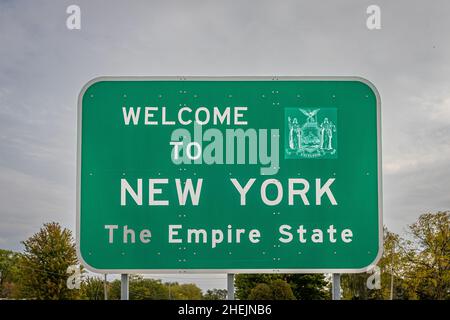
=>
[285,108,338,159]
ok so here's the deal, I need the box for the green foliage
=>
[108,276,203,300]
[236,275,312,300]
[269,279,296,300]
[15,222,80,299]
[168,282,202,300]
[245,279,295,300]
[341,227,406,300]
[0,249,21,298]
[109,275,169,300]
[402,211,450,300]
[108,279,122,299]
[342,212,450,300]
[248,283,273,300]
[203,288,227,300]
[235,274,278,299]
[81,276,105,300]
[283,274,329,300]
[341,273,369,300]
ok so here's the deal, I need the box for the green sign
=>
[77,77,382,273]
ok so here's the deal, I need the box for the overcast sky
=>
[1,0,449,290]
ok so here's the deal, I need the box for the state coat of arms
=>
[285,108,338,159]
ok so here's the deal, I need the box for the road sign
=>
[77,77,382,273]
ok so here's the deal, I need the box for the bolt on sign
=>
[77,77,382,273]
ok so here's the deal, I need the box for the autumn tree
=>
[203,288,227,300]
[81,276,105,300]
[402,211,450,299]
[168,282,202,300]
[248,283,273,300]
[270,279,296,300]
[0,249,21,298]
[342,213,450,300]
[342,228,409,300]
[17,222,80,299]
[245,279,295,300]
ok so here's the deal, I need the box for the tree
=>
[341,213,450,300]
[341,273,369,300]
[369,228,415,300]
[168,282,202,300]
[131,277,168,300]
[235,274,278,299]
[109,275,169,300]
[0,249,21,298]
[108,279,122,299]
[341,227,411,300]
[248,283,273,300]
[16,222,80,299]
[284,274,329,300]
[108,276,203,300]
[81,276,105,300]
[402,211,450,300]
[235,274,328,300]
[203,288,227,300]
[270,279,296,300]
[109,276,165,300]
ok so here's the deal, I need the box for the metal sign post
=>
[104,273,108,300]
[121,273,129,300]
[227,273,235,300]
[332,273,341,300]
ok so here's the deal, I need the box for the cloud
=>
[0,166,74,251]
[1,0,450,290]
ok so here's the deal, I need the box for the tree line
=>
[0,211,448,300]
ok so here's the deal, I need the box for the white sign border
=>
[76,76,383,274]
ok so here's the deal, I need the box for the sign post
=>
[121,274,129,300]
[332,273,341,300]
[227,273,235,300]
[77,76,382,277]
[104,273,108,300]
